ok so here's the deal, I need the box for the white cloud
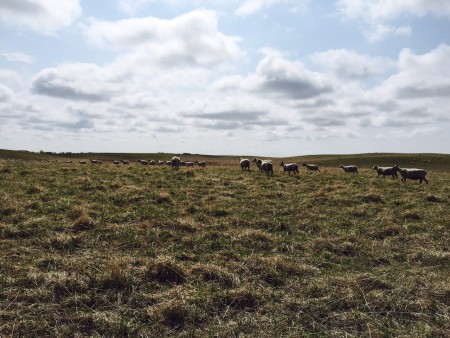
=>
[0,0,82,34]
[311,49,394,80]
[338,0,450,42]
[338,0,450,21]
[85,9,243,67]
[213,49,332,99]
[234,0,308,16]
[32,63,125,102]
[0,84,14,102]
[385,44,450,99]
[1,52,35,64]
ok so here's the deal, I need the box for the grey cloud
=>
[157,126,180,133]
[22,115,94,132]
[258,78,332,99]
[185,109,288,131]
[294,98,334,109]
[303,116,347,127]
[53,118,94,130]
[0,0,43,15]
[32,76,109,102]
[0,84,13,102]
[397,84,450,99]
[199,121,241,130]
[380,118,428,128]
[356,99,399,112]
[185,110,267,121]
[398,108,431,118]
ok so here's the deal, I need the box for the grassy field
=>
[0,152,449,337]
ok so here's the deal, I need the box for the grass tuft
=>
[72,214,95,232]
[145,258,187,284]
[155,192,173,204]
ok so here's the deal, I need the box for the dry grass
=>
[0,158,449,336]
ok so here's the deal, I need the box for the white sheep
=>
[302,163,320,172]
[121,160,130,165]
[185,161,195,167]
[252,158,273,176]
[89,158,99,164]
[148,160,156,165]
[113,160,120,165]
[171,156,181,170]
[339,165,358,174]
[79,160,87,164]
[240,158,250,171]
[372,165,398,179]
[139,160,148,165]
[196,161,206,167]
[394,165,428,184]
[280,160,299,175]
[158,160,165,166]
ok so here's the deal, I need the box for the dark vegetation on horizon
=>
[1,149,449,171]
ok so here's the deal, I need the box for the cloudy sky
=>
[1,0,449,156]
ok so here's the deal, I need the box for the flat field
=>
[0,155,449,337]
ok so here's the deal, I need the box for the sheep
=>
[148,160,156,165]
[79,160,87,164]
[372,165,398,179]
[166,161,172,166]
[240,158,250,171]
[121,160,130,165]
[139,160,148,165]
[185,161,195,167]
[89,158,99,165]
[280,160,299,175]
[394,165,428,184]
[260,160,274,176]
[302,163,320,172]
[171,156,181,170]
[339,165,358,174]
[158,160,165,166]
[196,161,206,167]
[180,161,186,166]
[113,160,120,165]
[252,158,273,176]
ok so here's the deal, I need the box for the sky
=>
[1,0,449,156]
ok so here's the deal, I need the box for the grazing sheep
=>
[121,160,130,165]
[166,161,172,166]
[280,160,299,175]
[171,156,181,170]
[180,161,186,166]
[139,160,148,165]
[113,160,120,165]
[240,158,250,171]
[148,160,156,165]
[185,161,195,167]
[196,161,206,167]
[394,165,428,184]
[372,165,398,179]
[339,165,358,174]
[89,158,99,165]
[302,163,320,172]
[158,160,165,166]
[252,158,273,176]
[79,160,87,164]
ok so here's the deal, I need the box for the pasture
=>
[0,152,449,337]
